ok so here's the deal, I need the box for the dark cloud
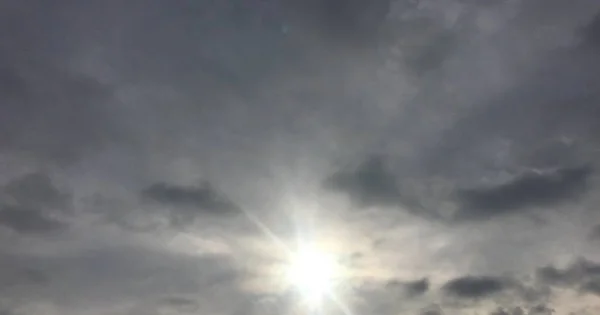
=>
[141,181,240,225]
[490,308,512,315]
[158,296,199,313]
[537,258,600,297]
[0,204,65,234]
[405,278,430,296]
[528,304,555,315]
[489,306,554,315]
[160,296,197,307]
[386,277,430,297]
[580,279,600,295]
[323,155,413,209]
[2,172,68,210]
[443,276,507,299]
[537,258,600,286]
[0,172,70,234]
[325,154,592,223]
[453,165,593,221]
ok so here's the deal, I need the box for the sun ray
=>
[236,206,354,315]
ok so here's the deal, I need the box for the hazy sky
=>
[2,0,600,314]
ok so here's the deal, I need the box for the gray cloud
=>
[582,12,600,47]
[386,277,430,297]
[2,0,600,314]
[0,61,119,165]
[159,296,198,308]
[528,304,555,315]
[419,305,444,315]
[405,278,430,297]
[0,204,65,234]
[453,165,593,221]
[490,307,518,315]
[537,258,600,296]
[323,155,405,209]
[0,172,70,234]
[141,182,239,214]
[308,0,392,41]
[443,275,508,299]
[3,172,68,210]
[489,306,555,315]
[588,224,600,241]
[324,155,593,223]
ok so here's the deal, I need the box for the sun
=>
[284,245,339,306]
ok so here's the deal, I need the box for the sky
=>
[2,0,600,314]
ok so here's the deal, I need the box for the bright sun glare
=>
[285,246,339,306]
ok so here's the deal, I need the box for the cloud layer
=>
[2,1,600,314]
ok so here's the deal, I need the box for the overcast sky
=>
[2,0,600,314]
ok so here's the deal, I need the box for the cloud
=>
[159,296,198,308]
[0,172,69,234]
[488,306,556,315]
[140,181,240,226]
[453,165,593,221]
[323,155,431,216]
[419,305,444,315]
[289,0,392,43]
[324,155,593,223]
[442,275,508,299]
[490,307,517,315]
[396,18,459,75]
[324,155,403,208]
[0,62,118,165]
[0,243,249,314]
[386,278,430,297]
[405,278,430,296]
[528,304,555,315]
[587,225,600,240]
[141,181,239,212]
[582,12,600,47]
[0,204,65,234]
[2,172,68,210]
[537,257,600,296]
[2,1,600,314]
